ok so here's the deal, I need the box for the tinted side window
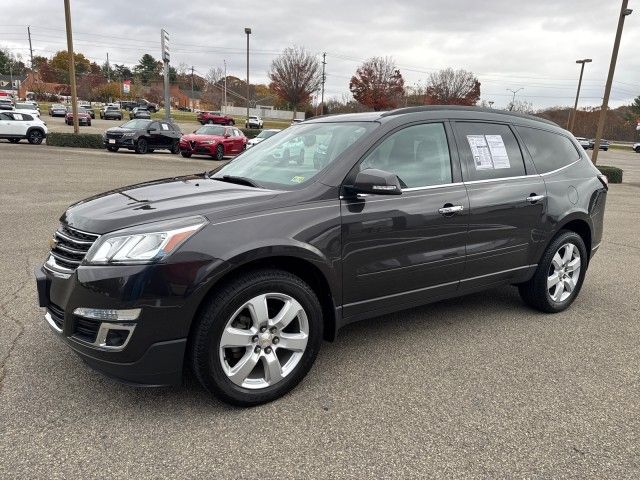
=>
[360,123,452,188]
[455,122,525,181]
[516,126,580,174]
[21,114,33,121]
[0,112,13,120]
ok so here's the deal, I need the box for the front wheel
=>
[518,230,587,313]
[635,146,640,153]
[27,130,44,145]
[214,144,225,160]
[135,138,148,154]
[190,269,323,406]
[170,142,180,154]
[181,151,192,158]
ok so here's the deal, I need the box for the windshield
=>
[211,122,373,189]
[196,125,226,136]
[257,130,279,139]
[15,103,33,110]
[121,119,152,130]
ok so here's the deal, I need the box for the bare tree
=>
[424,68,481,105]
[507,99,534,114]
[349,57,404,111]
[269,47,321,118]
[201,67,224,108]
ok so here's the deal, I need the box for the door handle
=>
[438,205,464,215]
[526,194,545,203]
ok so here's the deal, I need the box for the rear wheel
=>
[27,129,44,145]
[518,230,587,313]
[635,146,640,153]
[107,146,119,152]
[190,269,323,406]
[207,119,214,125]
[170,141,180,154]
[135,138,148,154]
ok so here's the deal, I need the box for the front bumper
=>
[34,259,222,386]
[179,142,216,156]
[104,136,136,149]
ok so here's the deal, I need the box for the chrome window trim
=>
[402,182,464,192]
[463,174,540,185]
[539,158,581,176]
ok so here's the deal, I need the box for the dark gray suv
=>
[36,106,607,406]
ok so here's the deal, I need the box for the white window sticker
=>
[161,123,169,130]
[485,135,510,169]
[13,113,23,121]
[466,135,493,170]
[466,134,511,170]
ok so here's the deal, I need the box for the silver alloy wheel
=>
[547,242,581,302]
[219,293,309,389]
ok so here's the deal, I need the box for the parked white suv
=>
[245,115,263,129]
[14,102,41,118]
[633,142,640,153]
[0,111,47,144]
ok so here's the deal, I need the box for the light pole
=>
[507,88,523,110]
[223,59,227,112]
[592,1,632,165]
[245,27,251,123]
[488,100,494,109]
[63,0,79,134]
[567,58,592,131]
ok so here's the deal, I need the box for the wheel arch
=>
[554,213,593,258]
[26,126,46,137]
[190,249,340,346]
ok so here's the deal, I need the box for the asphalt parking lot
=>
[0,143,638,478]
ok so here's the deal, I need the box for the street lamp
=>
[567,58,592,131]
[507,88,523,110]
[245,27,251,124]
[592,1,633,165]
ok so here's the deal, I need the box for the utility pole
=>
[320,52,326,115]
[245,27,251,123]
[106,52,111,82]
[592,1,633,165]
[27,26,34,70]
[190,65,194,111]
[161,29,170,121]
[223,59,227,112]
[63,0,79,134]
[507,88,523,110]
[567,59,592,131]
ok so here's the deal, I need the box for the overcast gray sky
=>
[1,0,638,109]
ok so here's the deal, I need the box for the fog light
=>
[73,307,141,321]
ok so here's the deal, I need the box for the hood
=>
[106,126,135,134]
[181,133,225,142]
[248,137,264,145]
[62,174,281,234]
[66,112,90,118]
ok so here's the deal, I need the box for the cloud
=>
[1,0,638,109]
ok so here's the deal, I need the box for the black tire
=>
[603,148,608,151]
[190,269,323,406]
[181,151,192,158]
[135,138,148,154]
[170,142,180,154]
[8,138,20,144]
[27,129,44,145]
[518,230,588,313]
[229,120,235,126]
[107,146,119,152]
[215,144,225,160]
[147,149,154,153]
[88,121,91,126]
[635,146,640,153]
[207,119,214,125]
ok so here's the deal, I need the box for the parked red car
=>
[196,111,235,126]
[179,125,247,159]
[65,107,92,126]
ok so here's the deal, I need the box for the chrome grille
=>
[45,224,99,275]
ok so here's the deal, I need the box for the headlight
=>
[121,132,135,137]
[200,140,216,145]
[85,216,207,265]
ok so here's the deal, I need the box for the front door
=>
[452,121,547,291]
[341,122,469,320]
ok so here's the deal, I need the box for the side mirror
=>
[147,128,158,133]
[224,133,231,138]
[349,168,402,195]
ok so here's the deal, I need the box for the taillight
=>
[597,174,608,190]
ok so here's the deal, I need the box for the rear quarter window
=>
[516,126,580,174]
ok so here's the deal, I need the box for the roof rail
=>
[380,105,559,128]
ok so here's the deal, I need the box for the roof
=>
[308,105,560,129]
[0,74,27,82]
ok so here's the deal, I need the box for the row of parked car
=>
[575,136,610,151]
[102,118,283,159]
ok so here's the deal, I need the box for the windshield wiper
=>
[211,175,261,188]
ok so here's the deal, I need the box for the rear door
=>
[452,121,546,291]
[341,121,469,319]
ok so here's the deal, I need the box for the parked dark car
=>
[129,107,151,120]
[103,118,181,154]
[36,106,608,406]
[179,125,247,159]
[137,98,158,113]
[197,111,235,125]
[49,103,67,116]
[0,98,13,110]
[100,105,123,120]
[588,138,609,151]
[65,107,91,126]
